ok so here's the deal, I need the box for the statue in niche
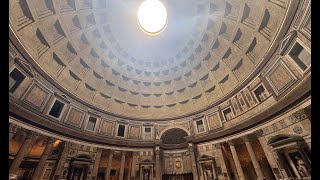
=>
[73,169,80,180]
[295,156,310,177]
[143,169,150,180]
[205,166,213,180]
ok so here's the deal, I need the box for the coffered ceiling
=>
[9,0,289,119]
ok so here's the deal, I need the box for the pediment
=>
[199,154,214,160]
[14,58,35,77]
[279,31,297,55]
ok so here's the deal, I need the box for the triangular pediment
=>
[14,58,35,77]
[279,31,297,55]
[54,92,71,103]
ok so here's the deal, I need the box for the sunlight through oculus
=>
[138,0,168,36]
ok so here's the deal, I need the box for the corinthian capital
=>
[26,130,38,139]
[47,137,57,144]
[227,140,235,146]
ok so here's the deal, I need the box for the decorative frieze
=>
[289,109,308,123]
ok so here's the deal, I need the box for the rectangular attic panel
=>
[99,120,114,136]
[21,81,52,112]
[64,106,85,128]
[206,113,222,130]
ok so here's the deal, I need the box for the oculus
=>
[138,0,168,36]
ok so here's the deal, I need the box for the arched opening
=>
[160,128,189,148]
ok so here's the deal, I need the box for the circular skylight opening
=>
[138,0,168,36]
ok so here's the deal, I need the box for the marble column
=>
[242,137,264,180]
[10,130,37,175]
[53,142,70,178]
[105,150,114,180]
[119,151,126,180]
[214,144,229,179]
[200,164,205,180]
[92,148,103,180]
[273,150,290,178]
[139,164,142,180]
[228,141,245,180]
[284,153,301,178]
[131,152,138,180]
[211,161,218,180]
[31,137,56,180]
[256,131,284,179]
[188,143,199,180]
[297,147,311,169]
[155,147,161,180]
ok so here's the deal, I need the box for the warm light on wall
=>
[53,140,61,147]
[176,161,182,168]
[138,0,168,36]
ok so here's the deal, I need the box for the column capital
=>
[241,136,250,142]
[213,143,222,149]
[9,123,20,134]
[96,147,103,152]
[254,129,264,138]
[25,130,38,139]
[154,140,161,146]
[121,151,126,156]
[109,149,114,154]
[133,151,139,156]
[155,149,161,155]
[227,140,235,146]
[188,144,195,152]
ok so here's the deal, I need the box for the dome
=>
[9,0,311,179]
[9,0,298,120]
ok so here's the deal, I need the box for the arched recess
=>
[157,124,191,139]
[267,134,304,146]
[74,154,93,160]
[160,128,189,145]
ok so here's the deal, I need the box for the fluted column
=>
[131,152,138,180]
[284,153,301,178]
[32,137,56,180]
[228,141,245,180]
[105,150,114,180]
[242,136,264,180]
[10,130,37,175]
[211,161,217,180]
[155,147,161,180]
[255,130,284,179]
[214,144,229,179]
[119,151,126,180]
[92,148,103,180]
[53,142,70,178]
[188,143,199,180]
[199,164,205,180]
